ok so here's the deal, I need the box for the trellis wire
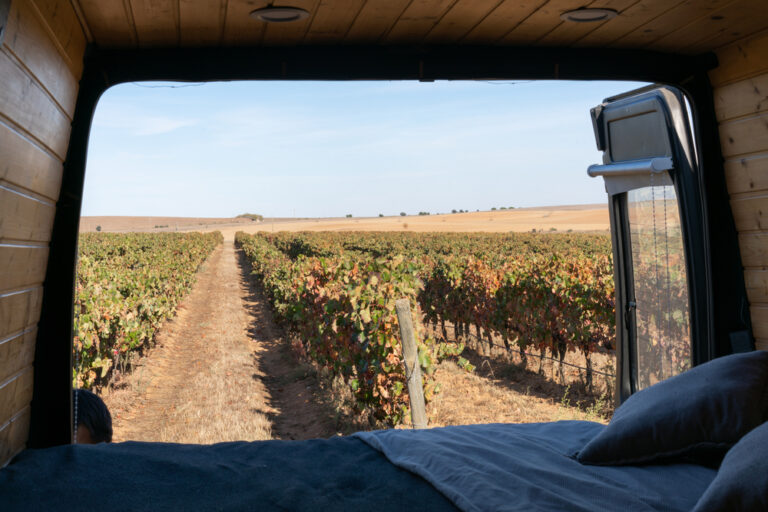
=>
[429,323,615,378]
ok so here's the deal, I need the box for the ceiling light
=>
[250,6,310,23]
[560,8,617,23]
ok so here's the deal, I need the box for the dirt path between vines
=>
[102,241,339,443]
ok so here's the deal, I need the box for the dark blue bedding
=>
[0,421,716,511]
[0,437,457,511]
[356,421,717,512]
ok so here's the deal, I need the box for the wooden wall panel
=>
[0,49,71,160]
[0,0,84,466]
[3,0,79,117]
[752,306,768,340]
[0,407,30,467]
[744,270,768,304]
[0,288,43,340]
[0,120,63,201]
[0,368,34,427]
[729,196,768,233]
[709,29,768,87]
[0,330,36,385]
[0,329,36,382]
[0,245,49,291]
[714,72,768,123]
[738,233,768,268]
[713,30,768,352]
[0,185,56,242]
[724,155,768,196]
[718,113,768,159]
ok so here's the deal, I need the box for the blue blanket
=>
[0,437,456,511]
[355,421,716,512]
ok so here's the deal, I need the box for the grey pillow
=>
[692,420,768,511]
[577,351,768,466]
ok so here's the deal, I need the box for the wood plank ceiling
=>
[71,0,768,54]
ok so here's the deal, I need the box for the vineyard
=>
[74,232,223,387]
[235,230,616,425]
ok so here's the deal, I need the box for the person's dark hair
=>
[74,389,113,443]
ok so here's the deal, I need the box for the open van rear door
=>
[589,85,706,403]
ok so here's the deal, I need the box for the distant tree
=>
[509,206,515,209]
[95,225,102,232]
[418,211,430,216]
[531,228,537,233]
[550,227,557,231]
[491,207,497,211]
[400,212,407,216]
[346,214,353,218]
[379,213,384,217]
[500,206,507,210]
[451,209,457,214]
[237,213,263,222]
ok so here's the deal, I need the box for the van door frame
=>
[29,45,752,447]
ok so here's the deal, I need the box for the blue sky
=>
[82,79,646,218]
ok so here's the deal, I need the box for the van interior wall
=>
[0,0,86,466]
[710,30,768,351]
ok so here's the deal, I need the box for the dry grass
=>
[102,243,276,443]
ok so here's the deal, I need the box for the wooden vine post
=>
[395,298,428,429]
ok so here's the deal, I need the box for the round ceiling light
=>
[250,6,310,23]
[560,8,618,23]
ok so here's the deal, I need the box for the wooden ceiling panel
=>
[344,0,410,43]
[68,0,768,54]
[611,0,735,49]
[129,0,179,47]
[499,0,587,45]
[462,0,546,44]
[260,0,319,45]
[423,0,502,44]
[221,0,267,46]
[572,0,685,48]
[76,0,137,47]
[651,0,768,54]
[304,0,366,43]
[384,0,457,44]
[536,0,638,47]
[179,0,225,46]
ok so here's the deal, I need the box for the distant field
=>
[79,216,255,233]
[82,204,610,241]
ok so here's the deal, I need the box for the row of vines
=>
[236,230,616,425]
[74,232,223,387]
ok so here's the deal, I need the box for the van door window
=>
[589,85,698,399]
[627,182,691,388]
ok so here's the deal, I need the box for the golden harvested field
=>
[83,204,609,242]
[79,216,254,233]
